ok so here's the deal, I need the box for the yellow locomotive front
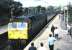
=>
[8,18,28,39]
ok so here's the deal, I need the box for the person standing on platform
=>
[48,34,56,50]
[38,43,47,50]
[54,27,59,39]
[28,43,37,50]
[51,25,55,37]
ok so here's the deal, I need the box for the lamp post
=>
[64,6,68,30]
[60,7,64,29]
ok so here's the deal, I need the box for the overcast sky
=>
[14,0,71,7]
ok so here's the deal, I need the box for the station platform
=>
[0,25,8,34]
[24,14,72,50]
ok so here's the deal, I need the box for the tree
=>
[11,1,23,16]
[0,0,12,17]
[47,6,55,15]
[40,7,46,14]
[0,0,23,18]
[23,8,29,15]
[36,5,41,14]
[0,0,23,25]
